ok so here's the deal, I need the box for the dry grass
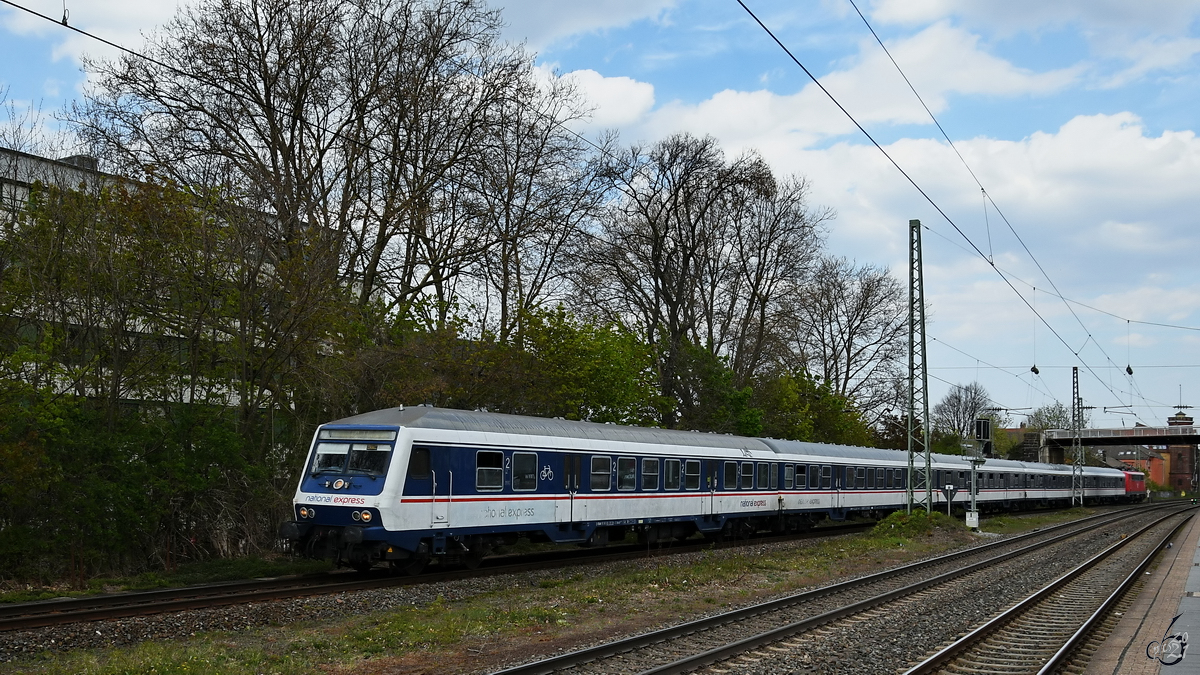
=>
[2,511,1067,675]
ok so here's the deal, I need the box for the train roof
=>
[327,406,1125,474]
[324,406,774,452]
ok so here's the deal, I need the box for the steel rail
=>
[0,521,876,632]
[901,508,1191,674]
[491,504,1169,675]
[1038,515,1191,674]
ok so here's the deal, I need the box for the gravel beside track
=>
[0,528,880,663]
[907,513,1185,674]
[689,508,1187,675]
[0,506,1163,669]
[489,507,1166,675]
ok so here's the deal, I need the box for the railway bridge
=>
[1040,423,1198,490]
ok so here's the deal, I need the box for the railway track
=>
[490,504,1180,675]
[904,509,1189,674]
[0,521,873,632]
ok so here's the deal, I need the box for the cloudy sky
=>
[3,0,1200,429]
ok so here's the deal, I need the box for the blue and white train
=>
[279,406,1146,572]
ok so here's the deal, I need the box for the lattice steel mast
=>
[1071,366,1084,507]
[907,219,933,514]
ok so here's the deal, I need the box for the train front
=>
[279,424,403,571]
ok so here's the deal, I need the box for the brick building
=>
[1166,411,1195,493]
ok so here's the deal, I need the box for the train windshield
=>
[310,442,391,477]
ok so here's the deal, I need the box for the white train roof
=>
[326,406,1126,474]
[324,405,773,452]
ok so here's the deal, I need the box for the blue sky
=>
[4,0,1200,428]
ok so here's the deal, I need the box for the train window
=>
[855,467,866,489]
[809,465,820,489]
[617,457,637,491]
[770,463,779,490]
[347,444,390,475]
[893,469,904,489]
[590,456,612,491]
[407,447,431,479]
[741,462,755,489]
[312,442,349,474]
[564,455,582,491]
[512,452,538,491]
[642,458,660,491]
[665,459,682,490]
[723,462,738,490]
[477,451,504,491]
[821,465,833,489]
[867,468,875,489]
[685,460,702,490]
[757,463,770,489]
[999,474,1005,489]
[885,468,893,489]
[784,464,794,490]
[796,465,807,489]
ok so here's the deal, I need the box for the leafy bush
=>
[870,509,960,539]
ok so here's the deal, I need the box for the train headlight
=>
[299,506,313,519]
[351,510,362,521]
[360,510,372,523]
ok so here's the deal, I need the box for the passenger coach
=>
[280,406,1142,572]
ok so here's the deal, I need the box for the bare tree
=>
[786,256,906,423]
[933,381,993,439]
[574,133,771,425]
[69,0,564,332]
[341,1,537,324]
[472,75,603,343]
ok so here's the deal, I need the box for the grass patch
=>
[0,518,991,675]
[0,556,334,605]
[869,509,960,540]
[979,507,1095,535]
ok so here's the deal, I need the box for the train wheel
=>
[391,556,427,576]
[462,536,486,569]
[462,549,485,570]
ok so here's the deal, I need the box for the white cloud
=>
[822,22,1079,111]
[564,69,655,128]
[870,0,1200,37]
[2,0,183,64]
[870,0,1200,86]
[1098,35,1200,87]
[1091,287,1200,324]
[628,21,1079,150]
[494,0,678,52]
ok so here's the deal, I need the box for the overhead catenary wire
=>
[929,336,1060,402]
[4,0,1187,423]
[912,217,1200,333]
[736,1,1154,424]
[841,0,1191,422]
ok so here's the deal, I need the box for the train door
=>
[824,465,838,510]
[557,454,583,524]
[705,460,717,517]
[430,461,453,528]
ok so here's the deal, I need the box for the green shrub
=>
[870,509,960,538]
